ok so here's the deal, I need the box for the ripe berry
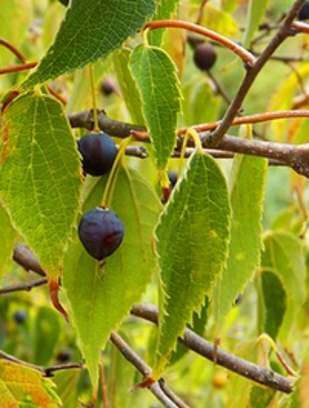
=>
[14,310,27,324]
[78,132,118,176]
[299,2,309,20]
[193,43,217,71]
[78,207,124,260]
[56,349,72,363]
[168,171,178,188]
[101,79,117,96]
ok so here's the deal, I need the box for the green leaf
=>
[262,231,306,340]
[22,0,155,88]
[0,360,61,407]
[250,385,275,408]
[53,369,80,408]
[33,306,61,365]
[214,155,267,327]
[113,48,144,125]
[0,93,81,278]
[0,205,16,276]
[130,45,182,169]
[243,0,270,47]
[260,271,287,340]
[149,0,180,46]
[200,4,239,37]
[63,165,161,388]
[155,151,231,374]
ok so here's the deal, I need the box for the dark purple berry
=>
[78,132,118,176]
[168,171,178,188]
[299,1,309,20]
[78,207,124,260]
[56,349,72,363]
[14,310,27,324]
[193,43,217,71]
[101,79,117,96]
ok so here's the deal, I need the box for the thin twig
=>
[130,304,294,394]
[0,38,26,63]
[0,278,47,295]
[208,0,306,146]
[110,332,186,408]
[292,21,309,34]
[144,20,256,66]
[0,61,37,75]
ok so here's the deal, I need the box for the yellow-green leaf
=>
[22,0,155,88]
[214,155,267,328]
[63,165,161,388]
[0,360,61,407]
[155,151,231,374]
[130,45,182,169]
[0,93,82,278]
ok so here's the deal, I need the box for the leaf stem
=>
[101,137,132,208]
[88,64,100,132]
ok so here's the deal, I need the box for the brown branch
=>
[292,21,309,34]
[13,244,46,276]
[180,110,309,134]
[0,61,37,75]
[0,38,26,63]
[207,0,306,146]
[0,278,47,295]
[110,332,188,408]
[144,20,256,66]
[130,304,294,394]
[68,110,309,177]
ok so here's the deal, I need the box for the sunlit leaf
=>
[0,360,61,407]
[155,151,231,374]
[214,155,267,328]
[0,93,82,278]
[63,165,161,388]
[22,0,155,88]
[130,45,182,169]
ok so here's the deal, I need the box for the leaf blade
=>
[0,93,82,278]
[22,0,155,88]
[155,151,231,373]
[130,45,182,169]
[63,165,161,387]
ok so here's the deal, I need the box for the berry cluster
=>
[77,132,124,260]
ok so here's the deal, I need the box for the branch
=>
[292,21,309,34]
[144,20,256,66]
[68,110,309,177]
[130,304,294,394]
[0,277,47,295]
[208,0,306,146]
[110,332,188,408]
[0,61,37,75]
[0,38,26,63]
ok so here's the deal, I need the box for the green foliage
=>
[262,232,306,340]
[130,45,182,169]
[23,0,155,88]
[63,165,161,387]
[243,0,270,47]
[113,49,144,124]
[214,155,267,328]
[155,151,231,373]
[0,205,16,276]
[0,93,81,278]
